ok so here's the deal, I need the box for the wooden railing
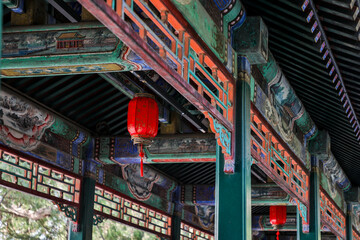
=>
[320,187,346,239]
[250,105,348,238]
[78,0,236,172]
[94,184,172,237]
[0,146,81,208]
[180,222,214,240]
[353,227,360,240]
[250,105,309,226]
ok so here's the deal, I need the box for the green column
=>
[297,208,306,240]
[309,155,321,240]
[215,56,251,239]
[171,204,182,240]
[346,203,353,240]
[69,177,96,240]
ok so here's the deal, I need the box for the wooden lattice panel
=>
[79,0,236,169]
[250,109,309,221]
[0,148,81,206]
[94,185,171,236]
[353,228,360,240]
[320,189,346,238]
[180,222,214,240]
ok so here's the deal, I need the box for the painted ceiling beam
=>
[173,183,294,206]
[94,134,216,165]
[1,23,149,77]
[77,0,237,171]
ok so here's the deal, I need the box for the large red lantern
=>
[127,93,159,177]
[270,206,287,240]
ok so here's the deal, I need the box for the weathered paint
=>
[1,23,149,77]
[257,52,318,145]
[78,0,236,167]
[0,87,89,174]
[183,205,215,233]
[146,134,216,163]
[309,130,351,192]
[253,80,310,167]
[103,164,177,214]
[233,16,268,64]
[173,183,293,206]
[169,0,227,64]
[252,215,298,232]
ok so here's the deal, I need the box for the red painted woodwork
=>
[127,93,159,176]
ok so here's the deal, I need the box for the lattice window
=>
[353,228,360,240]
[0,148,81,205]
[94,185,171,236]
[250,111,309,207]
[320,190,345,238]
[180,222,214,240]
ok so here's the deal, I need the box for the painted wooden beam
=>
[252,215,298,232]
[94,135,216,165]
[174,183,294,206]
[77,0,236,170]
[1,23,149,77]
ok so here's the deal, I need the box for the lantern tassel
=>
[276,230,280,240]
[139,144,144,177]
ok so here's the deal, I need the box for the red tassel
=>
[276,230,280,240]
[139,144,144,177]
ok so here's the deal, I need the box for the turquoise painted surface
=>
[257,52,317,148]
[320,164,345,212]
[105,172,174,214]
[170,0,227,63]
[253,82,310,168]
[1,23,150,77]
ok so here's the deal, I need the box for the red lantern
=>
[127,93,159,177]
[270,206,287,240]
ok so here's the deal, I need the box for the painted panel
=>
[1,24,150,77]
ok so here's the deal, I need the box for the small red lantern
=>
[270,206,287,240]
[127,93,159,177]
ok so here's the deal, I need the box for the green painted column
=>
[215,56,251,239]
[69,177,96,240]
[297,208,306,240]
[309,155,321,240]
[346,203,353,240]
[171,204,182,240]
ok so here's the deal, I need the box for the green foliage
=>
[0,186,68,240]
[0,185,160,239]
[92,219,159,240]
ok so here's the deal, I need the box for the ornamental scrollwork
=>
[93,215,105,225]
[53,202,78,222]
[208,114,231,156]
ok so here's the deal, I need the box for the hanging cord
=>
[139,144,144,177]
[276,230,280,240]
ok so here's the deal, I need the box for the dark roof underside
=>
[242,0,360,185]
[2,74,130,136]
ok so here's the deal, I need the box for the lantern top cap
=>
[134,93,155,99]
